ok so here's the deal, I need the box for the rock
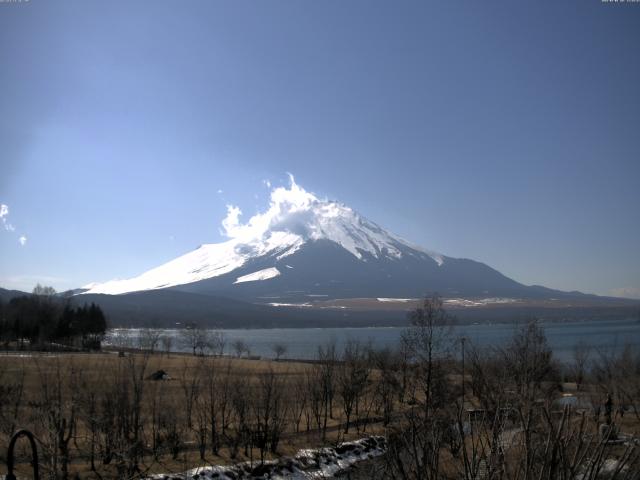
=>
[148,369,169,381]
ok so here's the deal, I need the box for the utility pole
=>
[461,336,466,404]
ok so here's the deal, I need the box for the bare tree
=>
[158,397,182,460]
[218,359,234,437]
[271,342,287,361]
[459,321,561,480]
[76,362,105,472]
[337,339,370,432]
[229,376,251,459]
[189,329,226,356]
[138,328,162,353]
[32,357,78,480]
[572,340,591,391]
[202,356,222,455]
[613,345,640,421]
[178,358,202,429]
[232,339,249,358]
[371,347,398,427]
[593,344,640,422]
[0,357,25,439]
[252,367,288,462]
[504,320,556,403]
[209,330,226,356]
[291,373,309,433]
[161,334,173,357]
[180,325,210,356]
[403,294,454,413]
[384,294,455,480]
[193,380,208,461]
[32,283,57,297]
[100,351,151,475]
[316,340,337,440]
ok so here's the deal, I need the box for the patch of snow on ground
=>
[267,302,313,308]
[377,298,417,303]
[147,436,386,480]
[479,297,518,304]
[234,267,281,284]
[444,297,519,307]
[575,458,630,480]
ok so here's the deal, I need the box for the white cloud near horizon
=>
[1,202,27,242]
[0,275,70,292]
[1,203,15,231]
[610,286,640,300]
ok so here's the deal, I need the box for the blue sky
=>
[1,0,639,297]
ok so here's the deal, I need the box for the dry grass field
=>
[0,349,393,479]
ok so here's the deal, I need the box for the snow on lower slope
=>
[83,176,445,295]
[234,267,281,284]
[84,232,301,295]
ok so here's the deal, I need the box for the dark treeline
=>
[0,284,107,350]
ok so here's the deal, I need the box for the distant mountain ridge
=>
[0,287,29,303]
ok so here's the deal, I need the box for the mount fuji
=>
[82,177,584,301]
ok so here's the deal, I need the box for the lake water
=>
[105,318,640,363]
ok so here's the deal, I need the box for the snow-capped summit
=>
[83,176,444,296]
[221,174,443,263]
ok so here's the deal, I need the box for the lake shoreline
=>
[104,317,640,364]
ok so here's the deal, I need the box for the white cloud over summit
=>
[220,175,324,242]
[216,175,438,262]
